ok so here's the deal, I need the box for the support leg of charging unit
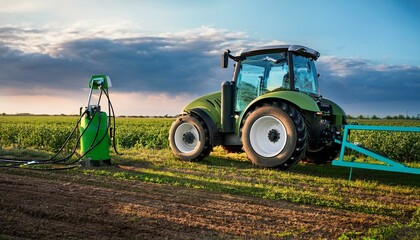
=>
[332,125,420,180]
[348,167,353,181]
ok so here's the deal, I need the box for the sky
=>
[0,0,419,117]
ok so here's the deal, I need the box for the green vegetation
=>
[0,116,419,239]
[115,117,172,149]
[339,208,420,239]
[2,146,419,239]
[1,116,418,162]
[0,116,173,151]
[346,119,420,163]
[77,147,420,217]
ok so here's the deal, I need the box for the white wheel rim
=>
[249,116,287,157]
[174,123,200,153]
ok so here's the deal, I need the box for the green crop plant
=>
[347,120,420,163]
[0,116,418,164]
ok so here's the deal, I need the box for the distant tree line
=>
[347,114,420,120]
[117,115,176,118]
[1,113,176,118]
[1,113,79,116]
[1,112,418,120]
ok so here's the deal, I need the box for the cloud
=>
[0,25,419,116]
[318,56,420,102]
[109,91,195,116]
[0,26,247,96]
[316,56,420,116]
[0,90,193,116]
[55,37,225,94]
[0,1,45,13]
[0,45,92,92]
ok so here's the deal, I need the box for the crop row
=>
[346,120,420,162]
[0,116,418,163]
[0,116,172,151]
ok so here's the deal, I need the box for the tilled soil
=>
[0,169,393,239]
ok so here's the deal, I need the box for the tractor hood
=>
[182,92,222,128]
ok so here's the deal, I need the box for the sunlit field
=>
[0,116,419,239]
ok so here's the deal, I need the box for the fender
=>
[320,98,346,125]
[238,91,320,132]
[186,108,220,146]
[182,92,222,129]
[320,98,345,116]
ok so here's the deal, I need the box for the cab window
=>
[235,53,288,112]
[293,55,319,95]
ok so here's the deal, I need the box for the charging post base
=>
[79,158,112,167]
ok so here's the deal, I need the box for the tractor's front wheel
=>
[242,103,307,169]
[169,114,212,161]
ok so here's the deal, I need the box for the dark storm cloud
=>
[56,37,228,93]
[0,26,419,115]
[0,31,232,95]
[317,56,420,104]
[0,45,93,94]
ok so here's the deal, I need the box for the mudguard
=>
[238,91,321,132]
[320,98,346,125]
[182,92,222,126]
[181,92,222,145]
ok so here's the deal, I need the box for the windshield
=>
[292,54,320,95]
[234,52,320,112]
[235,52,289,111]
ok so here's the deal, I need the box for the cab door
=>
[235,53,289,113]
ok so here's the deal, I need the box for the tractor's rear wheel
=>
[305,126,342,164]
[242,103,307,169]
[169,114,212,161]
[305,143,341,164]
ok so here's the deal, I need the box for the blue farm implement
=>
[333,125,420,180]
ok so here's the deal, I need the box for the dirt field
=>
[0,168,394,239]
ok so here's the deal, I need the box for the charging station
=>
[80,75,112,167]
[0,74,120,169]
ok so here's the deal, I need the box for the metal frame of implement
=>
[332,124,420,180]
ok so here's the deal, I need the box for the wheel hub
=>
[267,129,280,143]
[173,122,200,153]
[183,132,195,144]
[249,116,287,158]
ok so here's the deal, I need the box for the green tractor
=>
[169,45,346,169]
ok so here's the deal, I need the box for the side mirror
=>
[221,50,230,68]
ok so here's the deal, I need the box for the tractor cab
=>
[223,45,321,113]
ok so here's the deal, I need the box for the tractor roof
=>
[238,45,320,60]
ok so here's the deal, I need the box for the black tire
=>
[169,114,212,161]
[221,145,243,153]
[305,126,342,164]
[305,143,341,164]
[242,103,307,169]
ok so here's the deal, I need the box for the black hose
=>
[33,87,112,166]
[65,86,124,163]
[0,83,122,170]
[0,109,88,163]
[102,88,122,155]
[0,95,101,165]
